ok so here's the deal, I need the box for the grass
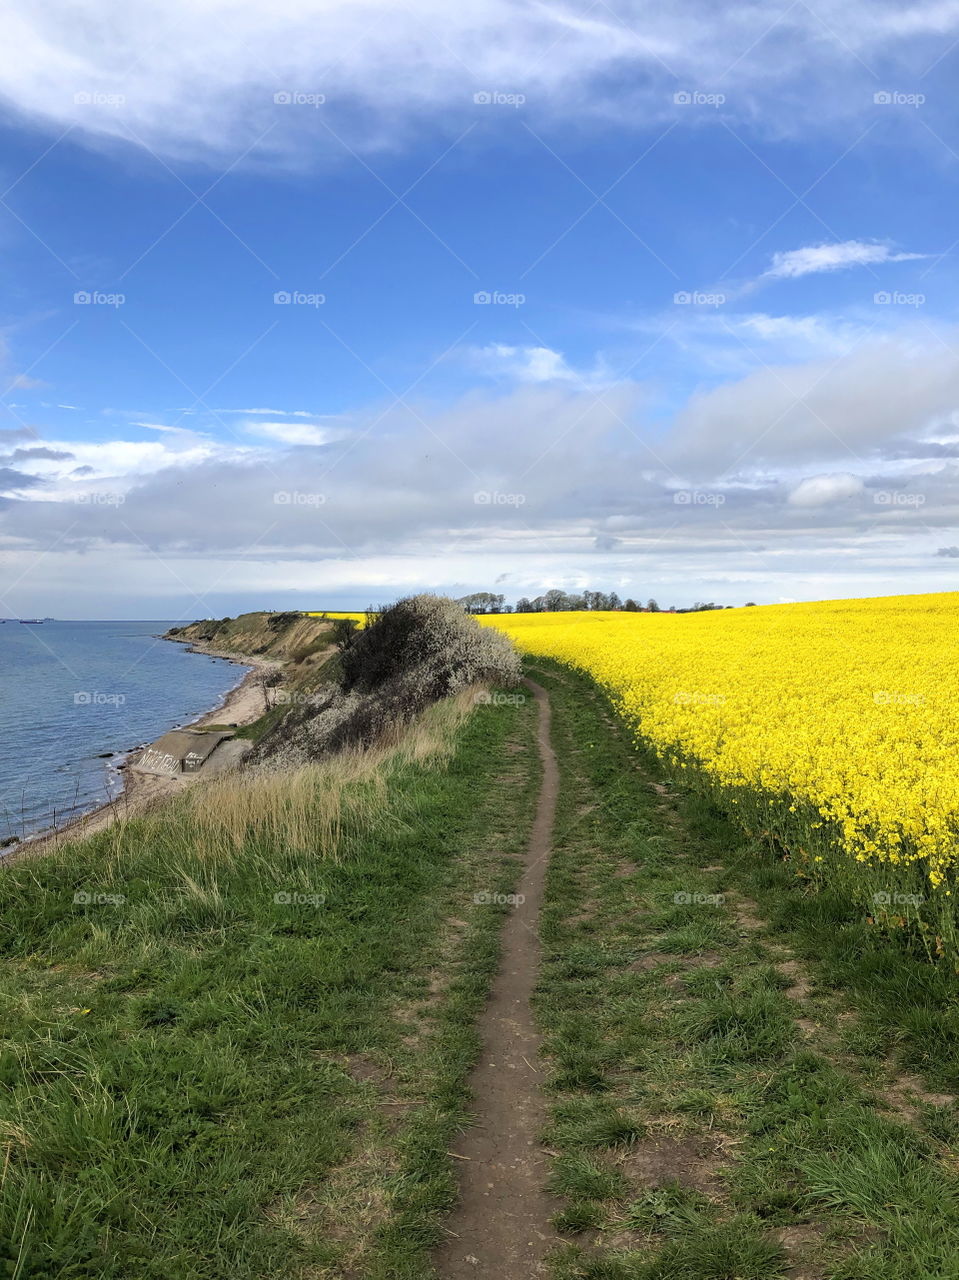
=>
[0,688,539,1279]
[527,656,959,1280]
[7,647,959,1278]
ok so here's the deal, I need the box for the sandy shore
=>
[5,645,280,863]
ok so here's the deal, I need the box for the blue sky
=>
[2,0,959,617]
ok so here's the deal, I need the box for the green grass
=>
[0,692,539,1279]
[528,656,959,1280]
[231,702,289,740]
[8,652,959,1278]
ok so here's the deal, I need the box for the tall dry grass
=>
[163,687,477,868]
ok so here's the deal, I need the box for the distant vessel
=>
[19,619,44,625]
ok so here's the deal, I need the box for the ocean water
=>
[0,621,250,845]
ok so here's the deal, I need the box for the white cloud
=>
[133,421,208,437]
[762,241,926,281]
[472,343,615,388]
[14,435,257,500]
[621,308,872,379]
[244,420,341,446]
[671,333,959,474]
[477,344,579,383]
[0,1,954,164]
[4,412,959,615]
[788,473,865,506]
[214,406,311,415]
[733,313,859,348]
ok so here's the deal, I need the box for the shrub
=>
[251,595,521,767]
[341,594,521,695]
[266,611,301,633]
[330,617,358,651]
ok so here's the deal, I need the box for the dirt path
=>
[434,678,559,1278]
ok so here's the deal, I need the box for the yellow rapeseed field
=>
[306,611,368,627]
[485,594,959,898]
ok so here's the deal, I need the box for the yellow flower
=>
[484,594,959,896]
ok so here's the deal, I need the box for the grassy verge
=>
[528,657,959,1280]
[0,689,539,1279]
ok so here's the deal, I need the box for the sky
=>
[1,0,959,618]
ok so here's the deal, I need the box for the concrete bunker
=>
[133,729,234,777]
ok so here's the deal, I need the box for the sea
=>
[0,620,250,846]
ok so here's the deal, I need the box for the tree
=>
[647,598,661,613]
[623,598,638,611]
[258,669,283,712]
[515,597,533,613]
[457,592,505,614]
[608,591,622,611]
[331,617,358,651]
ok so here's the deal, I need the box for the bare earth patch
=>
[620,1133,732,1197]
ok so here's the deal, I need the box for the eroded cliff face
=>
[165,611,332,661]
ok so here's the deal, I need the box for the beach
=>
[6,644,279,861]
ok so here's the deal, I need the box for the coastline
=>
[4,642,279,863]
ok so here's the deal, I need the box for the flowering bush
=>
[254,595,521,766]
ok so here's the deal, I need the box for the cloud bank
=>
[3,320,959,615]
[0,0,954,164]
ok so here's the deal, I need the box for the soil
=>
[434,678,559,1278]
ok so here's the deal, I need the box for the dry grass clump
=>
[177,688,475,865]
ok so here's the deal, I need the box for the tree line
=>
[456,591,758,614]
